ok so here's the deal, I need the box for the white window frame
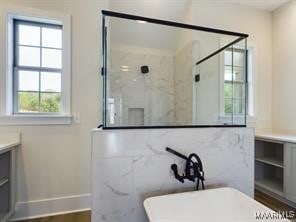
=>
[0,4,72,125]
[218,39,256,125]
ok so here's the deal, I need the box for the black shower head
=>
[141,65,149,74]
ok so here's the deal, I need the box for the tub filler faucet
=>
[166,147,205,190]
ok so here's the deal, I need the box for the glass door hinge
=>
[195,74,200,82]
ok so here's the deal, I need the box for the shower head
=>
[141,65,149,74]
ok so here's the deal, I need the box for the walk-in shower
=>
[101,10,248,129]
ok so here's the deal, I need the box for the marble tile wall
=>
[174,43,194,125]
[91,127,254,222]
[108,47,175,126]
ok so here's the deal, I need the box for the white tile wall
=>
[91,128,254,222]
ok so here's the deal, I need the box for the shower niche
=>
[101,11,248,128]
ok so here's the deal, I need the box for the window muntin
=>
[13,20,62,114]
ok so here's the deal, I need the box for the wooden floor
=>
[255,190,296,221]
[255,190,295,212]
[17,191,296,222]
[17,211,91,222]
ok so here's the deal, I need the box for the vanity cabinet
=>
[284,143,296,203]
[255,134,296,207]
[0,134,20,222]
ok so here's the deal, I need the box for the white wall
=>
[0,0,274,219]
[272,0,296,134]
[188,1,273,132]
[0,0,108,219]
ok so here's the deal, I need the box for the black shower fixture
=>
[141,65,149,74]
[166,147,205,190]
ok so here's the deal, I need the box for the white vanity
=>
[255,133,296,207]
[0,133,20,222]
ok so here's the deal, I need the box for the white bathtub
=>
[144,187,291,222]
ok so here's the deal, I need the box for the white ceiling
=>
[109,0,290,21]
[108,0,290,50]
[109,0,191,50]
[109,0,191,22]
[235,0,290,11]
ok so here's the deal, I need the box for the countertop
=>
[256,133,296,144]
[0,133,21,154]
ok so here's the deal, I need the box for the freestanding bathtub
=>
[144,187,291,222]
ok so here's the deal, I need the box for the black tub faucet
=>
[166,147,205,190]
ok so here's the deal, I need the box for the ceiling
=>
[109,0,191,50]
[108,0,290,50]
[110,0,290,15]
[235,0,290,11]
[109,0,191,22]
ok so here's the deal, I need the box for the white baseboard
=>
[9,194,91,221]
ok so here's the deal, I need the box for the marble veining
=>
[174,42,195,125]
[92,128,254,222]
[108,46,175,126]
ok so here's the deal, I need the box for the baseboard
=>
[9,193,91,221]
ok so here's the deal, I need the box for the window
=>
[223,47,247,115]
[0,5,71,125]
[14,20,62,114]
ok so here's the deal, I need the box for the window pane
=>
[42,27,62,48]
[41,72,61,92]
[224,83,232,98]
[18,24,40,46]
[224,98,233,114]
[224,50,232,66]
[18,70,39,91]
[42,48,62,68]
[40,93,61,113]
[234,51,244,66]
[224,66,232,81]
[18,92,39,113]
[234,99,244,114]
[225,66,244,82]
[19,46,40,67]
[233,66,244,81]
[234,83,244,99]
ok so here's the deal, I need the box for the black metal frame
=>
[101,10,249,129]
[102,10,248,37]
[196,36,246,66]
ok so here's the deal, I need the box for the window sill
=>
[218,115,256,124]
[0,114,72,126]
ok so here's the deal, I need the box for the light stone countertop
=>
[0,133,21,154]
[256,133,296,144]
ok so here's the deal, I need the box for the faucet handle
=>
[171,164,184,183]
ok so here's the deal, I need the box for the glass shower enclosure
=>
[101,11,248,128]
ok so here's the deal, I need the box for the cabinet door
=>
[284,143,296,203]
